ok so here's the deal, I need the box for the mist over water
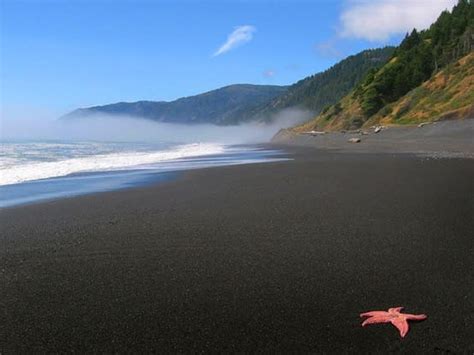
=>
[1,108,312,144]
[0,109,308,205]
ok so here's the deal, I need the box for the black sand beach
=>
[1,147,473,352]
[273,119,474,159]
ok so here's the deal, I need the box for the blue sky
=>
[1,0,456,120]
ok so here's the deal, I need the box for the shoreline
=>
[0,145,288,209]
[1,146,473,352]
[271,118,474,159]
[3,118,473,209]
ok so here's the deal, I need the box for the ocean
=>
[0,140,287,208]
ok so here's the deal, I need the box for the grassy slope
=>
[293,52,474,133]
[369,52,474,125]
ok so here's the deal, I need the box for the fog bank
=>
[1,108,312,144]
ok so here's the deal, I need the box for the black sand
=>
[273,119,474,159]
[1,148,473,352]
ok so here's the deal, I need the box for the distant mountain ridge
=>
[62,48,394,125]
[63,1,472,129]
[248,47,395,120]
[62,84,289,125]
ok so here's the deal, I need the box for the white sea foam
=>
[0,143,226,186]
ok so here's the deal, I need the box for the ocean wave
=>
[0,143,225,186]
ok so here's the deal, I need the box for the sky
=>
[1,0,457,121]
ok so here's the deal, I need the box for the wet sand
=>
[1,147,473,352]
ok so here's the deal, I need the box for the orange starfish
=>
[360,307,427,338]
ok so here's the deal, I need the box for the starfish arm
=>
[360,311,389,318]
[391,318,410,338]
[388,307,404,313]
[405,314,427,321]
[361,316,391,326]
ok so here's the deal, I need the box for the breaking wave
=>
[0,142,226,186]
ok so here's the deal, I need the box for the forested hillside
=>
[62,84,288,125]
[250,47,394,120]
[292,0,474,132]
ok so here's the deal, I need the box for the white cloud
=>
[340,0,457,42]
[213,25,256,57]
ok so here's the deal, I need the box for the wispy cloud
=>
[213,25,256,57]
[339,0,457,42]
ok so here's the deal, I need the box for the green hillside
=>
[62,84,288,125]
[251,47,394,120]
[368,52,474,125]
[293,0,474,132]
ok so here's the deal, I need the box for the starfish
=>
[360,307,427,338]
